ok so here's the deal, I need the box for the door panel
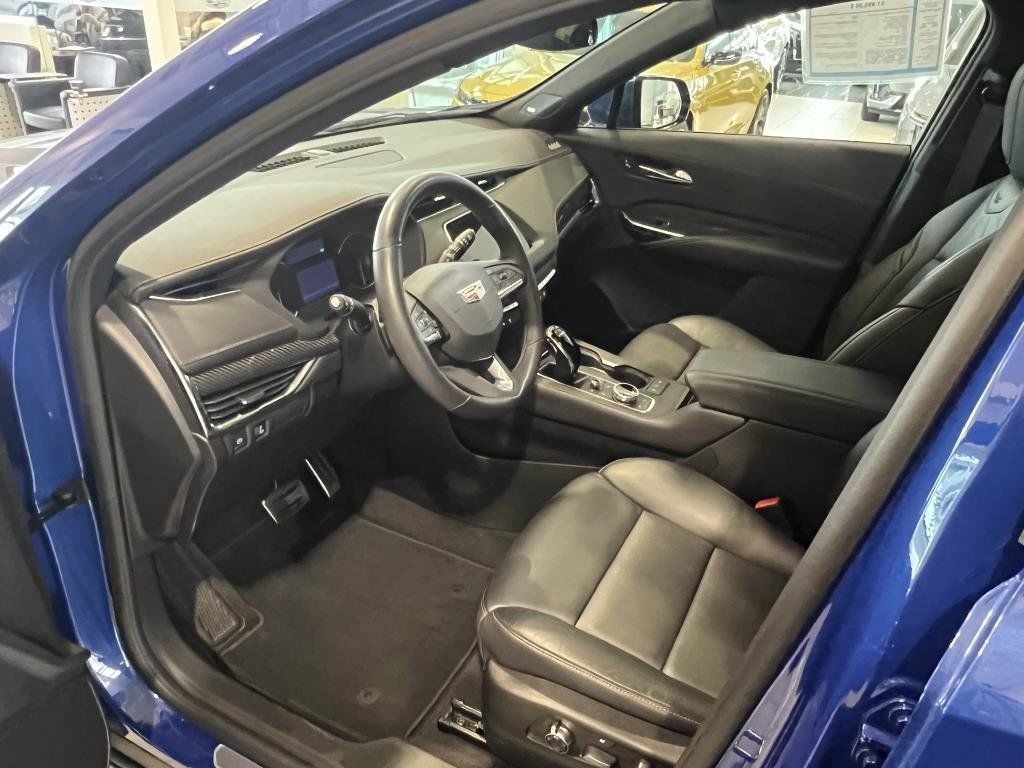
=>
[0,439,108,767]
[553,128,909,353]
[0,632,109,765]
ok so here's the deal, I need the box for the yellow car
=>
[454,31,774,135]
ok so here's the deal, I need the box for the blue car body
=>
[0,1,1022,766]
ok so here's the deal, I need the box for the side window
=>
[588,0,986,146]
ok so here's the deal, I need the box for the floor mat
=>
[360,487,516,569]
[221,512,495,741]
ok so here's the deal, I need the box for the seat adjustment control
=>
[544,721,574,754]
[581,745,617,768]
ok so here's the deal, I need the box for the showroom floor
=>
[765,94,897,142]
[765,82,898,143]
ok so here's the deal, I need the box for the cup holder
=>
[578,351,651,387]
[609,365,650,388]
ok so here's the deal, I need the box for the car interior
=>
[71,0,1024,767]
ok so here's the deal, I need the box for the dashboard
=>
[99,116,595,546]
[109,117,591,448]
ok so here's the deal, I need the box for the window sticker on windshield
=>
[804,0,952,84]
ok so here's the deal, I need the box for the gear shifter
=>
[544,325,581,383]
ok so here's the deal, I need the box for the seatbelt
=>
[940,71,1009,207]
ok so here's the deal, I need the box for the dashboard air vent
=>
[322,137,385,153]
[253,137,386,172]
[198,363,302,424]
[253,152,310,172]
[556,178,597,232]
[412,173,507,219]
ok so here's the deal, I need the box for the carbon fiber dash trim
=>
[190,333,339,396]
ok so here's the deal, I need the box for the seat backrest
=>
[0,43,40,75]
[74,51,135,89]
[822,63,1024,379]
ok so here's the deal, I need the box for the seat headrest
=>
[0,43,40,75]
[1002,63,1024,181]
[74,51,135,88]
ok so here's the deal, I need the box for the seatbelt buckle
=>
[753,496,794,538]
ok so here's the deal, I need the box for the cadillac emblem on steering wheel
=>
[458,280,486,304]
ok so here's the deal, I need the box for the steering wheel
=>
[373,172,544,419]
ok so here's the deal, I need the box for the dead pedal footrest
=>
[439,698,486,745]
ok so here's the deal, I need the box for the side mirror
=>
[619,76,692,130]
[707,50,742,67]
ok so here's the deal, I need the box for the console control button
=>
[612,383,640,406]
[646,377,669,395]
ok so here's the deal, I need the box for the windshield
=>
[332,6,660,129]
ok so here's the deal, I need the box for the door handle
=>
[624,157,693,185]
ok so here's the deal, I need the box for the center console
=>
[540,325,692,419]
[538,326,900,447]
[526,326,902,529]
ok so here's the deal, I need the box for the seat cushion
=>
[619,315,774,380]
[22,106,66,131]
[478,458,801,735]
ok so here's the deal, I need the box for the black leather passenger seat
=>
[479,459,801,735]
[620,62,1024,381]
[479,428,876,768]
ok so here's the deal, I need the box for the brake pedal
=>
[439,699,486,745]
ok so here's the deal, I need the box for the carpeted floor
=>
[217,488,513,747]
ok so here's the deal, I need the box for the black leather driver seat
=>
[619,63,1024,381]
[478,458,803,760]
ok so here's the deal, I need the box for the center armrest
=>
[684,349,901,442]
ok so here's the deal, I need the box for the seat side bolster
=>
[824,178,1005,354]
[669,316,774,354]
[480,606,711,735]
[599,459,802,576]
[828,236,995,376]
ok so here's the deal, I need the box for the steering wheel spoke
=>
[409,298,445,346]
[441,354,516,398]
[484,261,526,307]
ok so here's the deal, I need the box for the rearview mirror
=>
[618,76,692,130]
[520,21,597,52]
